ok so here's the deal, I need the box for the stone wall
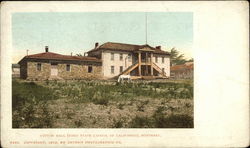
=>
[171,69,193,79]
[12,68,20,78]
[19,62,27,79]
[27,62,51,80]
[58,63,102,80]
[26,61,102,80]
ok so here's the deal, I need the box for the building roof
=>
[171,62,194,71]
[12,64,20,68]
[88,42,170,55]
[18,52,101,64]
[184,62,193,66]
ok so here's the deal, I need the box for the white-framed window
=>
[162,57,164,63]
[120,53,123,61]
[66,64,71,71]
[111,53,114,61]
[111,66,114,74]
[120,66,123,73]
[128,54,132,62]
[155,56,158,63]
[37,63,41,71]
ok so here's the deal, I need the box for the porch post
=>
[138,52,141,76]
[145,52,148,75]
[150,53,153,76]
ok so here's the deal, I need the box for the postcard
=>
[1,1,249,147]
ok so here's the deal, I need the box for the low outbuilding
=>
[18,46,102,80]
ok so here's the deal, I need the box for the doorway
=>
[51,63,58,76]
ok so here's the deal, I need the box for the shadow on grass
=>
[130,114,193,128]
[12,80,58,128]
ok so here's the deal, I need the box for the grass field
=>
[12,79,193,128]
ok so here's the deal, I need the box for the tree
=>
[187,58,193,62]
[170,48,188,66]
[75,53,83,56]
[170,48,193,66]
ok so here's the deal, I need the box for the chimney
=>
[156,46,161,50]
[45,46,49,52]
[95,42,99,48]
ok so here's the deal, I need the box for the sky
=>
[12,12,193,63]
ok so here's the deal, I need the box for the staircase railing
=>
[119,61,166,78]
[119,61,139,75]
[152,63,167,77]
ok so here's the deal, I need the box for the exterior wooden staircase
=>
[152,63,167,77]
[118,61,167,79]
[119,62,139,75]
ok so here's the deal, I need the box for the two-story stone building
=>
[18,42,170,80]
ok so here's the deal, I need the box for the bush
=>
[152,106,167,128]
[75,120,83,127]
[152,105,193,128]
[12,100,55,128]
[129,116,154,128]
[93,97,109,106]
[113,119,123,128]
[161,114,193,128]
[129,105,193,128]
[12,80,57,128]
[136,100,149,112]
[118,103,125,110]
[12,80,58,107]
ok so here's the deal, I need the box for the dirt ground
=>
[49,97,193,128]
[12,79,193,128]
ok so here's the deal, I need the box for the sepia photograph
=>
[12,12,194,128]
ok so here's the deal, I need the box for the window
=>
[162,68,165,72]
[120,66,123,73]
[111,53,114,61]
[120,53,123,61]
[88,66,93,73]
[111,66,114,74]
[128,54,132,62]
[66,64,71,71]
[155,56,158,63]
[37,63,41,71]
[162,57,164,63]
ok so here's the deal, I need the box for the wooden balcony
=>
[141,62,151,65]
